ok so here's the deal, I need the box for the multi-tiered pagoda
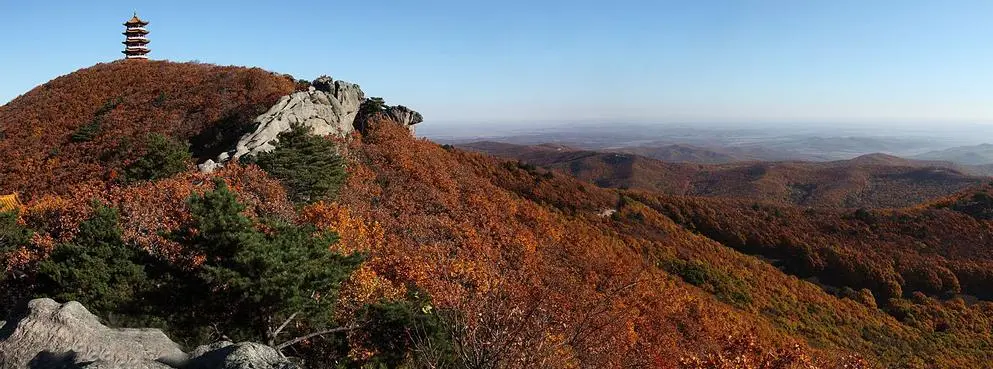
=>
[122,13,150,59]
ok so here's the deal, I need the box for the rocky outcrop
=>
[383,105,423,134]
[0,299,300,369]
[224,76,364,161]
[0,298,186,369]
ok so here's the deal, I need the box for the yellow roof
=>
[0,193,21,212]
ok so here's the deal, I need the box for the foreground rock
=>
[186,342,298,369]
[0,299,299,369]
[225,76,364,161]
[0,298,185,369]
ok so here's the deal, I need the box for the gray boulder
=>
[226,77,364,161]
[0,299,303,369]
[82,360,174,369]
[188,341,234,359]
[186,342,298,369]
[197,159,223,173]
[0,298,187,369]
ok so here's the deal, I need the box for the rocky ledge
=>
[199,75,423,173]
[224,76,364,161]
[0,299,298,369]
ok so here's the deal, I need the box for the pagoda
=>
[122,13,150,59]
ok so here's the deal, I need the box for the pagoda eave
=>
[123,16,149,26]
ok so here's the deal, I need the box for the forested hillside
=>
[3,62,993,368]
[461,141,987,208]
[0,61,295,197]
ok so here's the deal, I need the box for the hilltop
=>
[0,61,296,197]
[2,61,993,368]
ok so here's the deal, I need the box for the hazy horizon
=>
[3,1,993,125]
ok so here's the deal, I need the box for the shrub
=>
[70,119,102,142]
[358,296,453,367]
[248,124,347,204]
[34,204,155,318]
[0,211,33,317]
[354,97,387,133]
[153,91,167,107]
[664,258,753,308]
[294,79,311,92]
[949,192,993,220]
[122,133,191,183]
[0,211,31,255]
[71,98,122,143]
[857,288,878,309]
[359,97,387,118]
[853,208,876,223]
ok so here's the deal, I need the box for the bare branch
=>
[276,324,362,350]
[270,311,299,343]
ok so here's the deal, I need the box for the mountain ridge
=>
[460,141,989,208]
[914,143,993,165]
[3,61,993,367]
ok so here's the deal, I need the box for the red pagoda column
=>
[123,13,150,59]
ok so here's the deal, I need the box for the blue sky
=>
[1,1,992,124]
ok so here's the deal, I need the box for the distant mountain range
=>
[913,143,993,165]
[424,122,987,163]
[460,141,988,208]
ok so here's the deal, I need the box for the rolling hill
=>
[460,141,989,208]
[609,144,741,164]
[914,143,993,165]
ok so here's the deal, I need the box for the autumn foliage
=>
[463,142,985,209]
[5,62,993,368]
[0,61,294,197]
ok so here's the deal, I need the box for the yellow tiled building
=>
[0,193,22,213]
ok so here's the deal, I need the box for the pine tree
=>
[249,124,347,204]
[123,133,191,183]
[180,180,363,344]
[35,205,153,317]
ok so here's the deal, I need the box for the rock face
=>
[0,299,300,369]
[0,298,186,369]
[383,105,423,134]
[225,76,364,161]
